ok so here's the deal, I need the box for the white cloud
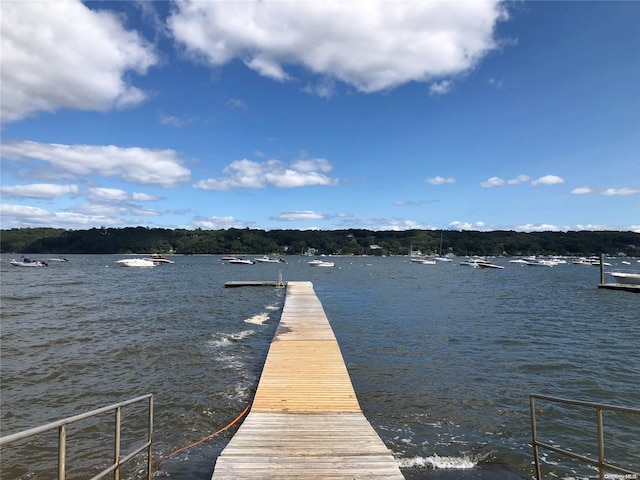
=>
[481,177,505,188]
[429,80,453,95]
[192,216,254,229]
[482,174,533,188]
[194,157,338,191]
[507,174,531,185]
[0,0,157,123]
[531,175,565,186]
[449,220,488,231]
[168,1,507,94]
[0,203,121,229]
[571,186,593,195]
[0,184,78,199]
[426,176,456,185]
[514,224,565,232]
[1,141,191,188]
[276,211,328,221]
[601,187,640,196]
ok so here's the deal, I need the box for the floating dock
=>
[211,281,404,479]
[597,283,640,293]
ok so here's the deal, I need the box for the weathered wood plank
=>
[211,281,404,479]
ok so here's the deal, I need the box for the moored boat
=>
[145,254,174,264]
[254,255,285,263]
[228,257,255,265]
[609,271,640,285]
[116,258,156,268]
[308,259,335,267]
[10,257,47,267]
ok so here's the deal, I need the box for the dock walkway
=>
[211,281,404,479]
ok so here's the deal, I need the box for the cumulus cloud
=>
[276,211,328,222]
[481,177,505,188]
[571,186,593,195]
[426,176,456,185]
[0,203,121,229]
[193,157,338,191]
[0,0,157,123]
[507,174,531,185]
[86,187,162,202]
[482,174,562,188]
[168,1,507,94]
[192,216,255,229]
[449,220,487,231]
[1,140,191,188]
[601,187,640,196]
[514,223,565,232]
[0,183,78,199]
[531,175,564,186]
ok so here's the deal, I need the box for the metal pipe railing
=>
[0,393,153,480]
[530,393,639,480]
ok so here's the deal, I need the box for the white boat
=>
[434,256,453,262]
[526,259,557,267]
[459,256,486,268]
[47,257,69,262]
[509,258,530,264]
[10,257,47,267]
[308,259,335,267]
[116,258,156,268]
[478,260,504,269]
[411,257,436,265]
[254,255,285,263]
[228,257,255,265]
[609,271,640,285]
[145,254,174,264]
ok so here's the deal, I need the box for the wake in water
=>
[398,453,479,469]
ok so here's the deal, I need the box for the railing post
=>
[58,424,66,480]
[147,396,153,480]
[114,407,121,480]
[596,407,605,480]
[529,396,542,480]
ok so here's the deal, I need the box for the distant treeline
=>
[1,227,639,258]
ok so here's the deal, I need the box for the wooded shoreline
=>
[2,227,638,258]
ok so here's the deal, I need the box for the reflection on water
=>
[1,255,638,479]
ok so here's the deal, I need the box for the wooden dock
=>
[211,281,404,479]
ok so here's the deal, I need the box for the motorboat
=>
[116,258,156,268]
[411,257,437,265]
[525,259,557,267]
[609,271,640,285]
[47,257,69,262]
[10,257,47,267]
[309,259,335,267]
[145,254,174,264]
[228,257,255,265]
[478,261,504,269]
[459,256,486,267]
[254,255,285,263]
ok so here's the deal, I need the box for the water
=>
[1,255,638,479]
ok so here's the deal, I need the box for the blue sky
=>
[1,1,638,232]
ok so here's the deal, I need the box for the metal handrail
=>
[0,393,153,480]
[529,393,639,480]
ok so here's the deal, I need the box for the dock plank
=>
[211,281,404,479]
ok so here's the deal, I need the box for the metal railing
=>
[0,393,153,480]
[530,394,639,480]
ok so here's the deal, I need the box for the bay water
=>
[1,254,638,479]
